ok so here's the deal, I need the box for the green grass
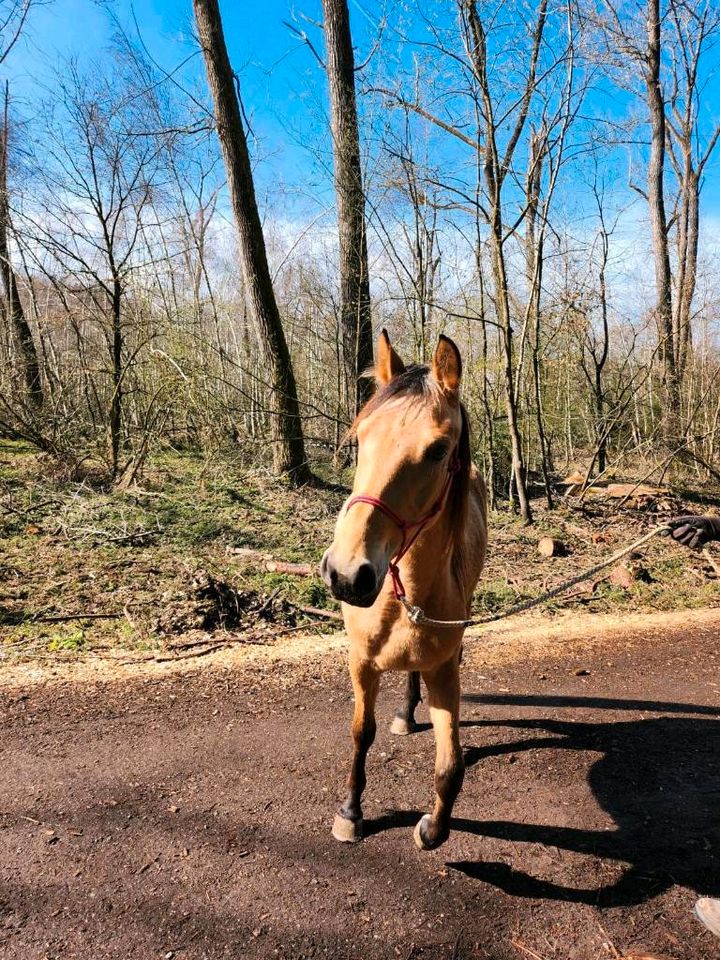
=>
[47,630,85,652]
[2,438,720,662]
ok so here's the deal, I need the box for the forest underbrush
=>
[2,439,719,665]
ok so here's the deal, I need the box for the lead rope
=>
[399,524,673,629]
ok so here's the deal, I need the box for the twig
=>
[256,588,281,618]
[166,636,217,652]
[702,547,720,577]
[0,497,62,518]
[510,940,549,960]
[594,920,621,960]
[154,643,226,663]
[271,623,330,638]
[30,612,122,623]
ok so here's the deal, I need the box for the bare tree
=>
[322,0,373,415]
[644,0,680,437]
[665,0,720,384]
[0,2,43,409]
[459,0,549,522]
[574,178,617,478]
[19,62,164,474]
[597,0,720,446]
[193,0,310,484]
[0,0,35,66]
[0,84,42,406]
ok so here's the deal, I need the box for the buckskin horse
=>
[321,330,488,850]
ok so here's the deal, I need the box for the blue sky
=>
[3,0,720,231]
[4,0,346,211]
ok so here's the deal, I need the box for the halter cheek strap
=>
[345,453,460,600]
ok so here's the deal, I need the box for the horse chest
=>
[346,613,463,673]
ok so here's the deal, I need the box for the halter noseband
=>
[345,453,460,601]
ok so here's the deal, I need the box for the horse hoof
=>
[413,814,446,851]
[390,715,416,736]
[332,813,363,843]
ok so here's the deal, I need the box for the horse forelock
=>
[350,364,442,432]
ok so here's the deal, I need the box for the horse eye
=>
[426,443,448,462]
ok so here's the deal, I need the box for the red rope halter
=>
[345,453,460,600]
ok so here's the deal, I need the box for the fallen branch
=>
[30,612,123,623]
[289,602,343,622]
[154,642,227,662]
[272,622,331,638]
[226,547,319,577]
[255,587,281,617]
[166,635,216,652]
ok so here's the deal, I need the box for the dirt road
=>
[1,609,720,960]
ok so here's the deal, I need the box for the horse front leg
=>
[414,653,464,851]
[390,670,421,736]
[332,654,380,844]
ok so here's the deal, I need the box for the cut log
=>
[538,537,564,558]
[609,564,635,589]
[264,561,316,576]
[609,563,650,588]
[226,548,318,576]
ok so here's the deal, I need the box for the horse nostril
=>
[353,563,376,598]
[321,550,339,590]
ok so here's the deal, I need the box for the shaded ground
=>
[2,611,720,959]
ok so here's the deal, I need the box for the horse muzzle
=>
[320,549,382,608]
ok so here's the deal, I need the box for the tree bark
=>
[645,0,680,440]
[674,168,698,381]
[109,276,122,477]
[193,0,310,483]
[0,99,42,408]
[322,0,373,415]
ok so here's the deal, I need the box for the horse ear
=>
[431,335,462,395]
[375,329,405,386]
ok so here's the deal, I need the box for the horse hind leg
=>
[390,670,421,736]
[414,655,464,851]
[332,656,380,844]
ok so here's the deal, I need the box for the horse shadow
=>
[369,694,720,907]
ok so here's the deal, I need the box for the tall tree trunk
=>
[193,0,310,483]
[530,238,552,508]
[109,276,122,477]
[322,0,373,415]
[595,229,610,474]
[674,167,699,381]
[525,130,552,508]
[463,0,540,522]
[490,218,533,522]
[0,96,42,408]
[645,0,680,441]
